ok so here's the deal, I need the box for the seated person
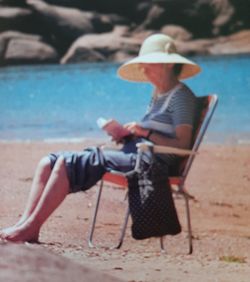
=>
[0,33,201,242]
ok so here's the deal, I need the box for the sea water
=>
[0,55,250,144]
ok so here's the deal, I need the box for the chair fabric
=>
[88,94,218,254]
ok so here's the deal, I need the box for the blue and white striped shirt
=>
[140,83,196,138]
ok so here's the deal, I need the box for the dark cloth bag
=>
[127,158,181,240]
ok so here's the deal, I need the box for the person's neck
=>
[155,76,180,96]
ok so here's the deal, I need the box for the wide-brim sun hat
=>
[117,33,201,81]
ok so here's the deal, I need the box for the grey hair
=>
[173,64,183,77]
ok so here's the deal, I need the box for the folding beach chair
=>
[88,94,218,254]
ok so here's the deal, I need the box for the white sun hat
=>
[117,33,201,81]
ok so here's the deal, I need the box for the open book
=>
[97,117,131,141]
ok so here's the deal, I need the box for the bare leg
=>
[0,156,70,242]
[18,156,52,225]
[0,157,52,238]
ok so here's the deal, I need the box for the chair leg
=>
[114,205,130,249]
[160,237,166,252]
[184,194,193,254]
[88,180,130,249]
[88,180,104,248]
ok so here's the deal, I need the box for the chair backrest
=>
[178,94,218,182]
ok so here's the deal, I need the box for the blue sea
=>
[0,55,250,144]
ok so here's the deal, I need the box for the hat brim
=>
[117,52,201,81]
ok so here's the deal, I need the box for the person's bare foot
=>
[0,224,40,243]
[0,226,18,238]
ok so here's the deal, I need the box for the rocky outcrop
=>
[61,27,141,63]
[0,0,249,66]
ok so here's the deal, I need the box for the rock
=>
[161,25,193,41]
[61,28,141,64]
[175,38,215,55]
[208,30,250,55]
[2,35,58,65]
[0,7,32,32]
[176,29,250,56]
[61,27,250,63]
[26,0,113,43]
[0,31,43,62]
[0,243,122,282]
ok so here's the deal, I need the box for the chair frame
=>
[88,94,218,254]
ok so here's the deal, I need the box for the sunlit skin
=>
[0,63,193,243]
[0,156,70,242]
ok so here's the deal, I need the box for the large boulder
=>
[0,243,122,282]
[61,27,141,64]
[0,31,58,65]
[0,31,42,61]
[208,30,250,55]
[26,0,114,52]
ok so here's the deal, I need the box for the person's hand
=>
[124,122,149,138]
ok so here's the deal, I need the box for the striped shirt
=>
[140,83,196,139]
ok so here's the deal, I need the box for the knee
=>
[52,156,66,177]
[38,156,52,174]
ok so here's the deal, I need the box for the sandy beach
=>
[0,140,250,281]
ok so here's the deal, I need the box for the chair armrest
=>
[153,145,196,156]
[136,143,196,156]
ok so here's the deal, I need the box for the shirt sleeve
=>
[170,88,196,128]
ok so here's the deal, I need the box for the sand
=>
[0,141,250,282]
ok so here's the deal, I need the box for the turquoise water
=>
[0,55,250,144]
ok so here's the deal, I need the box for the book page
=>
[97,118,131,141]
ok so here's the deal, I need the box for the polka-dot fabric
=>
[128,159,181,240]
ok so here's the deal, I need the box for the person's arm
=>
[125,89,196,149]
[146,125,193,149]
[124,122,193,149]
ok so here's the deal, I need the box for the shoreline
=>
[1,135,250,145]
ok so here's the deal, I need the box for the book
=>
[97,117,131,141]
